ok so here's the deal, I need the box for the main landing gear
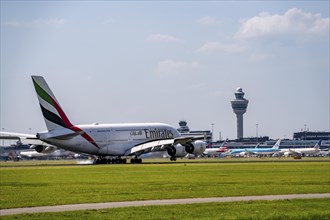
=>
[170,156,177,161]
[130,157,142,164]
[93,157,142,164]
[94,157,127,164]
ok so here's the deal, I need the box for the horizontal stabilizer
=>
[0,131,51,146]
[38,129,83,141]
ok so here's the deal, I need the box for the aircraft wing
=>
[0,131,52,147]
[125,136,205,156]
[289,149,301,156]
[244,149,254,154]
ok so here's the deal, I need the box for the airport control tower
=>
[231,88,249,139]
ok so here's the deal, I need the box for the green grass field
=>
[1,198,330,220]
[1,159,329,210]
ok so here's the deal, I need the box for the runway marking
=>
[1,193,329,216]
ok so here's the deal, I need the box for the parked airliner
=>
[0,76,206,164]
[228,139,281,157]
[280,140,322,157]
[244,139,281,156]
[203,140,228,157]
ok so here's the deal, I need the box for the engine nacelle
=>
[184,140,206,156]
[167,144,187,157]
[239,151,247,157]
[30,145,55,153]
[283,152,291,157]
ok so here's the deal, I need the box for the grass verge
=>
[1,198,329,220]
[1,160,329,209]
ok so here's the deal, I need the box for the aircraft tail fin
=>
[314,140,322,149]
[272,139,281,149]
[32,76,74,131]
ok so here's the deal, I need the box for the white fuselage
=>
[203,148,220,156]
[281,147,320,156]
[20,149,71,158]
[247,148,280,155]
[204,147,226,156]
[39,123,181,156]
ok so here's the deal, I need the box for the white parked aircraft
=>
[1,76,206,164]
[203,140,228,157]
[280,140,322,157]
[19,149,72,159]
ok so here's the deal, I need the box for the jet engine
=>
[30,145,55,153]
[167,140,206,158]
[239,151,246,156]
[167,144,187,158]
[184,140,206,156]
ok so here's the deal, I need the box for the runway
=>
[1,193,329,216]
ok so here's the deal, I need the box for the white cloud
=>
[198,41,247,53]
[196,16,222,25]
[235,8,330,40]
[155,59,202,76]
[146,34,183,43]
[3,18,66,28]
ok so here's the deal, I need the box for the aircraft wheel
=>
[130,158,142,164]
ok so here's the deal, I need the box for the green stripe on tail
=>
[32,78,54,107]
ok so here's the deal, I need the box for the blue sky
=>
[1,1,329,140]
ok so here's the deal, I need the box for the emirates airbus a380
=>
[1,76,206,164]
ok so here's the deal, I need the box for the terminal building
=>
[176,120,329,150]
[293,131,330,141]
[177,127,329,152]
[213,137,329,150]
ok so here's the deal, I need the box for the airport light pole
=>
[211,123,214,143]
[2,128,4,147]
[256,124,259,143]
[304,124,307,147]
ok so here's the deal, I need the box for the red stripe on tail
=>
[50,97,99,149]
